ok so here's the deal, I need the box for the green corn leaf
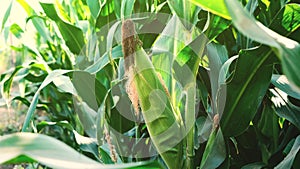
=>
[204,14,231,41]
[256,99,279,140]
[152,15,200,101]
[241,162,266,169]
[96,0,116,29]
[275,135,300,169]
[281,4,300,32]
[53,75,77,95]
[167,0,201,27]
[3,66,24,98]
[85,45,123,74]
[22,69,73,132]
[224,0,300,91]
[121,0,136,19]
[16,0,51,42]
[220,46,275,137]
[134,47,184,169]
[74,101,97,138]
[9,23,24,39]
[1,1,13,32]
[87,0,101,19]
[200,128,226,169]
[189,0,231,20]
[0,133,163,169]
[40,2,85,54]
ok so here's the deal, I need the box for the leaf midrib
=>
[224,50,272,127]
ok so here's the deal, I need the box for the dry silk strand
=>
[122,19,140,116]
[104,126,117,163]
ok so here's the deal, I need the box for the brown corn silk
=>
[122,19,140,116]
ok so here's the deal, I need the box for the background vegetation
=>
[0,0,300,168]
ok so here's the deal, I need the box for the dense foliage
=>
[1,0,300,168]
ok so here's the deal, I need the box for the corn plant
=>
[1,0,300,169]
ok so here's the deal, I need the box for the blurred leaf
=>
[189,0,231,20]
[271,74,300,100]
[12,96,30,107]
[106,21,121,63]
[24,73,47,83]
[17,0,51,42]
[36,120,74,131]
[224,0,300,90]
[40,2,85,54]
[10,23,24,39]
[1,0,13,31]
[220,46,275,137]
[293,150,300,168]
[99,145,115,164]
[281,4,300,32]
[3,66,24,98]
[275,135,300,169]
[96,93,108,146]
[268,3,300,40]
[0,133,163,169]
[196,116,211,144]
[22,69,72,132]
[280,45,300,92]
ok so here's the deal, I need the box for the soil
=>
[0,107,10,129]
[0,106,23,135]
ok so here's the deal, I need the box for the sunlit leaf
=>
[270,88,300,130]
[281,4,300,32]
[40,2,85,54]
[224,0,300,90]
[0,133,163,169]
[17,0,51,42]
[9,23,24,39]
[189,0,231,20]
[271,74,300,100]
[1,1,13,31]
[134,47,184,169]
[204,15,231,40]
